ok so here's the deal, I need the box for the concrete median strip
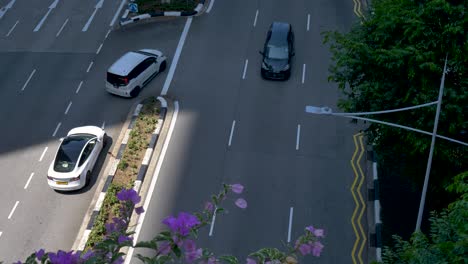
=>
[72,96,171,252]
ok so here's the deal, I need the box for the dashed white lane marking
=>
[8,201,19,219]
[161,17,192,95]
[64,101,72,115]
[33,0,59,32]
[86,61,94,72]
[253,10,259,27]
[6,20,19,37]
[242,59,248,79]
[52,122,61,137]
[39,147,48,162]
[302,64,306,84]
[0,231,2,238]
[96,43,103,54]
[24,172,34,189]
[21,69,36,91]
[123,101,180,264]
[209,206,217,236]
[82,0,103,32]
[307,14,310,31]
[56,18,68,37]
[105,29,111,39]
[287,207,294,242]
[206,0,215,13]
[76,81,83,94]
[110,0,126,27]
[296,124,301,150]
[228,120,236,146]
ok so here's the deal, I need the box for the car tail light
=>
[70,176,80,181]
[123,77,129,85]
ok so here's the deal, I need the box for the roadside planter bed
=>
[134,0,198,14]
[85,97,161,249]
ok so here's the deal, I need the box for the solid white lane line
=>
[33,0,59,32]
[307,14,310,31]
[8,201,19,219]
[161,17,192,95]
[105,29,111,39]
[110,0,126,27]
[96,43,103,54]
[124,101,180,264]
[206,0,215,13]
[101,121,106,129]
[56,18,68,37]
[228,120,236,146]
[82,0,103,32]
[296,124,301,150]
[208,206,217,236]
[52,122,61,137]
[76,81,83,94]
[64,101,72,115]
[24,172,34,189]
[302,64,306,84]
[39,147,48,162]
[287,207,294,242]
[86,61,94,73]
[242,59,248,79]
[21,69,36,91]
[6,20,19,37]
[253,10,259,27]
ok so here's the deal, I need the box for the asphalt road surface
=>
[129,0,365,263]
[0,0,186,261]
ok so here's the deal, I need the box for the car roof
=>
[268,22,291,46]
[107,51,149,76]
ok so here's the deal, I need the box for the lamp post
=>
[306,55,466,231]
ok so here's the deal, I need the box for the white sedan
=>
[47,126,106,191]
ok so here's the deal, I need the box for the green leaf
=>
[218,255,239,264]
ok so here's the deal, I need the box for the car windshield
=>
[54,134,95,173]
[266,45,289,60]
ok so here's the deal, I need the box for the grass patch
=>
[85,97,161,249]
[135,0,198,13]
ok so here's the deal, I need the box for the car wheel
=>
[85,171,91,186]
[102,133,108,147]
[130,86,141,98]
[160,61,167,72]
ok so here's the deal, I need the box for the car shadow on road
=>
[55,134,114,195]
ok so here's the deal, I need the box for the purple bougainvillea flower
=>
[298,243,312,256]
[204,201,214,213]
[246,258,257,264]
[162,212,200,236]
[207,256,218,264]
[313,228,325,238]
[231,184,244,194]
[135,206,145,215]
[48,250,80,264]
[235,198,248,209]
[118,235,132,244]
[112,256,124,264]
[81,250,95,260]
[184,239,197,252]
[35,249,45,260]
[172,235,183,247]
[13,262,22,264]
[116,188,141,204]
[185,248,203,263]
[158,241,172,255]
[305,225,315,233]
[311,241,324,257]
[105,222,117,234]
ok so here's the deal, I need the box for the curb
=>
[120,0,206,26]
[72,96,168,252]
[368,148,382,262]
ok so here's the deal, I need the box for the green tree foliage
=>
[381,171,468,263]
[323,0,467,183]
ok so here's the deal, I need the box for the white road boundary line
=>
[21,69,36,91]
[161,18,192,95]
[56,18,68,37]
[64,101,72,115]
[307,14,310,31]
[302,64,306,84]
[228,120,236,146]
[208,206,217,236]
[287,207,294,242]
[76,81,83,94]
[52,122,61,137]
[24,172,34,189]
[39,147,48,162]
[206,0,215,13]
[242,59,248,79]
[110,0,126,27]
[296,124,301,150]
[253,10,259,27]
[8,201,19,219]
[6,20,19,37]
[124,101,180,264]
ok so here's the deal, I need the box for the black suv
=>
[260,22,295,80]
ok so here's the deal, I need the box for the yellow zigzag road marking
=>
[357,134,367,263]
[350,133,361,264]
[352,0,365,18]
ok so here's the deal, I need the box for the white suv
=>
[106,49,167,97]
